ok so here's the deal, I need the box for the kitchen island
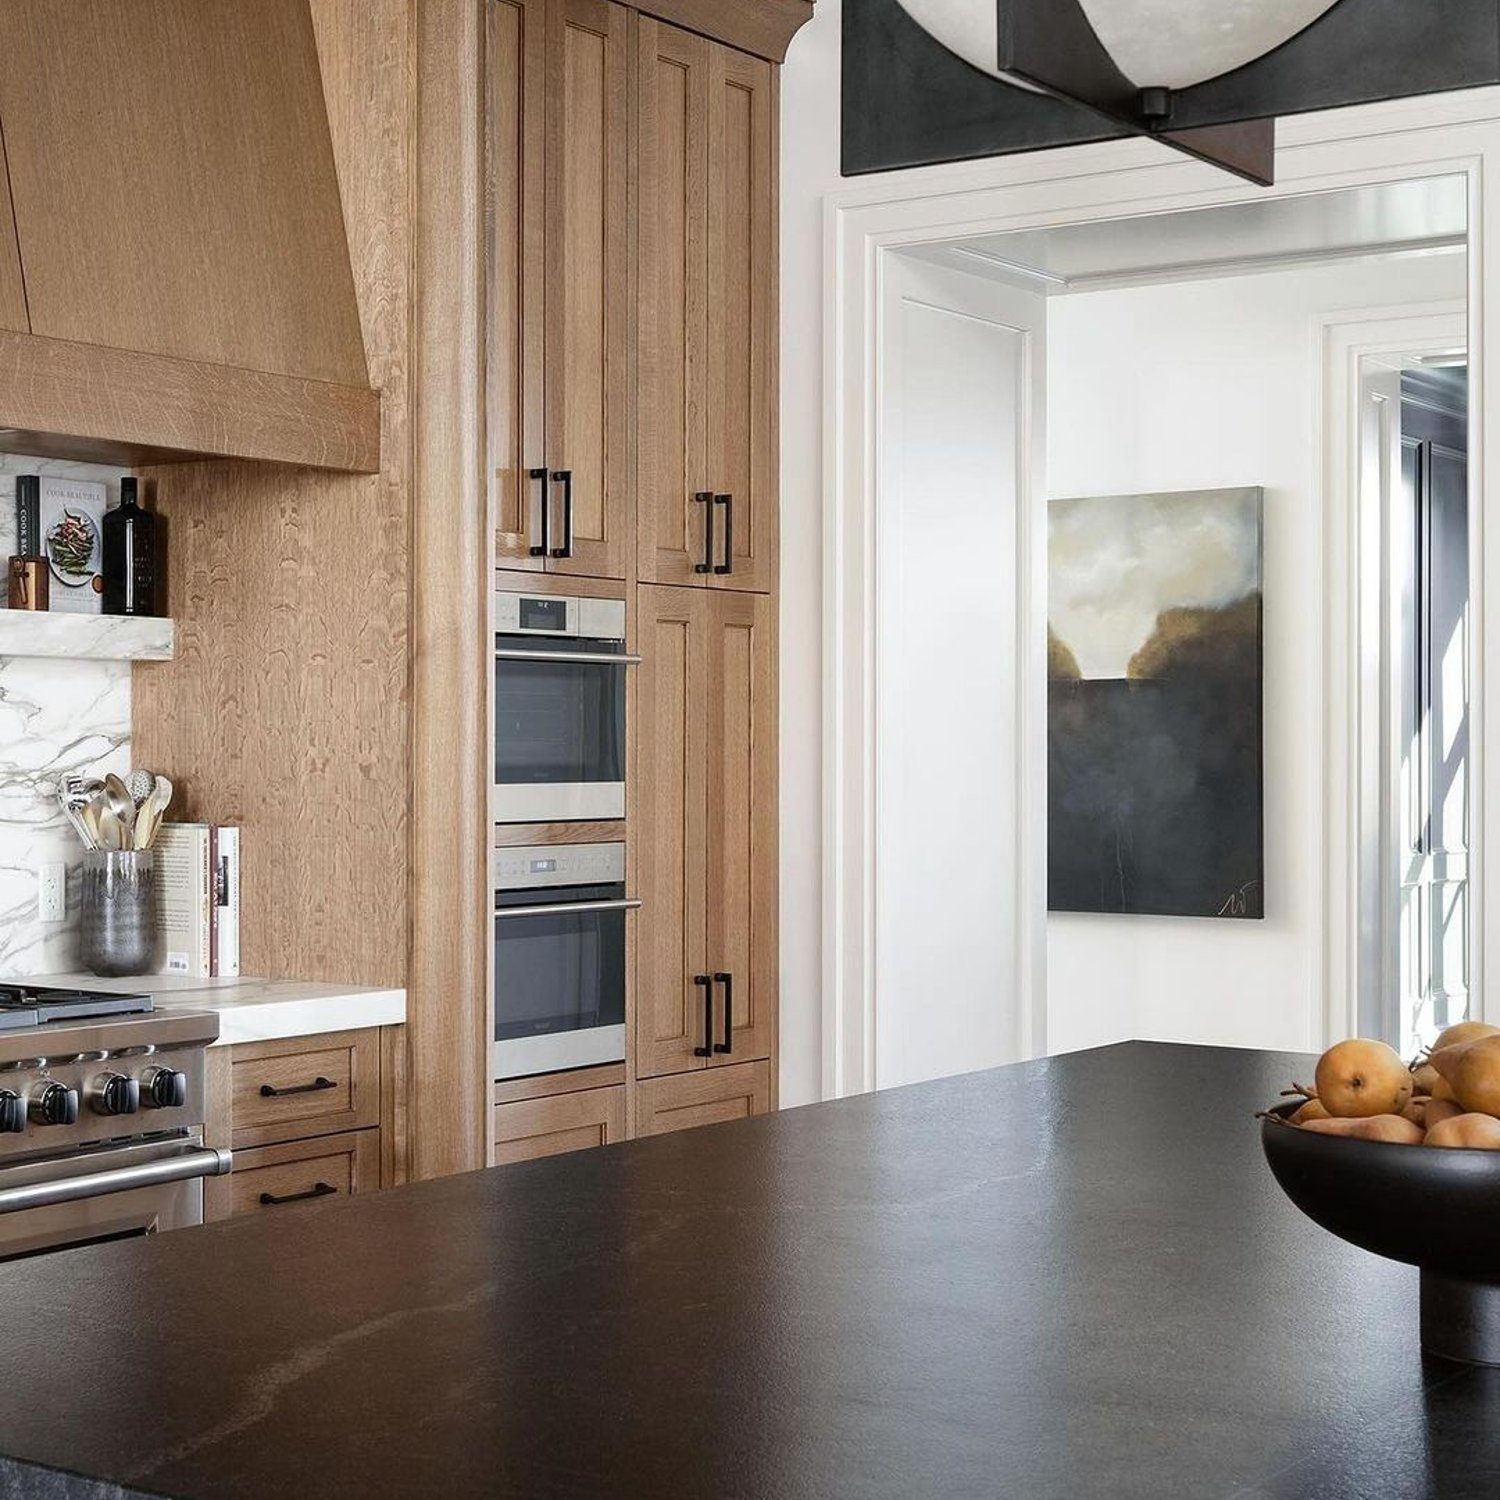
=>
[0,1042,1494,1499]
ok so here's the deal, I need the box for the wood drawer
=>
[635,1060,771,1137]
[218,1130,380,1220]
[229,1030,381,1148]
[494,1085,626,1166]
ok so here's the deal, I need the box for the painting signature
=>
[1217,881,1262,918]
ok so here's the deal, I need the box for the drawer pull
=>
[259,1076,337,1099]
[259,1181,338,1207]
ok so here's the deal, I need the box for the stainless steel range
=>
[0,984,230,1260]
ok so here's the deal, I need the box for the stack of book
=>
[154,824,240,978]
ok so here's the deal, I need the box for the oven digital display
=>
[528,859,558,874]
[520,597,567,632]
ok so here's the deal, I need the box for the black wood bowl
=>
[1262,1102,1500,1365]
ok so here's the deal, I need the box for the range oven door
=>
[493,881,638,1080]
[493,636,637,822]
[0,1134,231,1262]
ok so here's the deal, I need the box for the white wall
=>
[1045,254,1466,1056]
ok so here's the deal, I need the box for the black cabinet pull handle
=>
[713,494,734,575]
[528,467,550,557]
[259,1182,338,1207]
[713,971,733,1053]
[693,974,714,1057]
[550,469,574,559]
[259,1076,337,1098]
[694,491,715,574]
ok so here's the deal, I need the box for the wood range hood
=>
[0,0,379,474]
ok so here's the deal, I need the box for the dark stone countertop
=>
[0,1041,1495,1499]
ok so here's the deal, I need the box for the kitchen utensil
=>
[55,788,95,851]
[95,803,123,853]
[79,800,105,852]
[132,775,172,851]
[1262,1102,1500,1365]
[126,770,156,806]
[102,775,136,848]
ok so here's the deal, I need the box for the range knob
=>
[29,1080,79,1127]
[0,1090,23,1134]
[90,1071,140,1118]
[141,1066,187,1110]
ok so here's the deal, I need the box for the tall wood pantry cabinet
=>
[480,0,807,1164]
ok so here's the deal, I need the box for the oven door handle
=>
[493,649,643,667]
[0,1147,233,1216]
[494,897,643,920]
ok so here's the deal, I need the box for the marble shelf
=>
[0,611,173,661]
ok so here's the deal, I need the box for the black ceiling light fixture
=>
[844,0,1500,184]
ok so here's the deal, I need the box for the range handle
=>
[0,1147,233,1216]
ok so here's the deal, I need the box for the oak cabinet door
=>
[635,585,711,1075]
[636,17,710,587]
[705,46,776,594]
[487,0,547,571]
[493,1084,626,1163]
[705,590,776,1065]
[544,0,630,579]
[635,1060,770,1137]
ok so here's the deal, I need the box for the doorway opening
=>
[865,173,1471,1089]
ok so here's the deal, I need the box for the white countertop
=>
[23,974,406,1047]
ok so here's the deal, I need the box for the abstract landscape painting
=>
[1048,487,1264,919]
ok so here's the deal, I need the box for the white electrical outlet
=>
[37,863,65,924]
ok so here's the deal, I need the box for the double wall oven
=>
[492,585,642,1085]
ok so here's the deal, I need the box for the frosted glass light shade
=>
[895,0,1342,90]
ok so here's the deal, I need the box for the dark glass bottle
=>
[101,477,156,616]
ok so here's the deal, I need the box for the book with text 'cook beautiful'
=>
[154,824,240,978]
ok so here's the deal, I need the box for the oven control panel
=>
[495,590,626,641]
[494,841,626,891]
[0,1047,205,1156]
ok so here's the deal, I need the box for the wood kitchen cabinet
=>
[637,17,776,593]
[494,1083,626,1163]
[635,584,776,1078]
[636,1060,771,1136]
[487,0,631,580]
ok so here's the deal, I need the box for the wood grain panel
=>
[631,0,815,62]
[493,1062,625,1105]
[132,0,409,995]
[0,129,25,333]
[487,0,547,571]
[706,46,776,593]
[0,0,367,385]
[493,1084,625,1163]
[635,1059,770,1136]
[636,18,709,586]
[635,584,709,1076]
[706,591,776,1066]
[409,0,491,1179]
[0,330,380,473]
[229,1029,381,1147]
[547,0,631,580]
[222,1130,381,1220]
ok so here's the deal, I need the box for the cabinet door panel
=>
[636,1060,770,1137]
[488,0,547,570]
[493,1084,625,1164]
[635,585,710,1075]
[546,0,629,579]
[636,18,709,586]
[705,591,776,1065]
[706,46,775,593]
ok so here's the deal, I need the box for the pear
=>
[1425,1098,1464,1129]
[1411,1062,1441,1097]
[1300,1114,1424,1145]
[1446,1034,1500,1116]
[1425,1112,1500,1150]
[1433,1020,1500,1053]
[1290,1098,1330,1125]
[1401,1098,1428,1127]
[1314,1039,1415,1119]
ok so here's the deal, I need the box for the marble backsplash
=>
[0,455,130,974]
